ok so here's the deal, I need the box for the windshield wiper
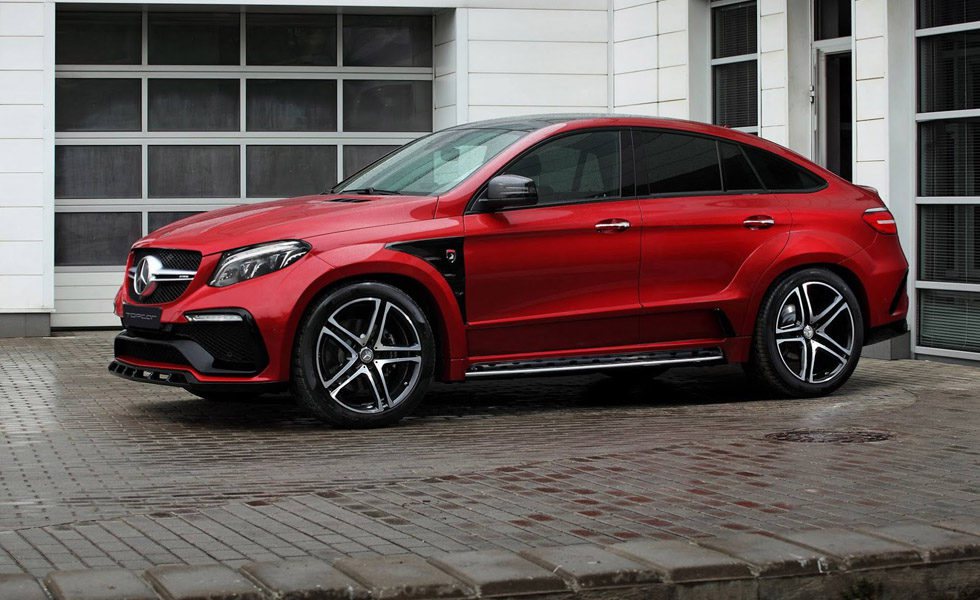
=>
[337,187,401,196]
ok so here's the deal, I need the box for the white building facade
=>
[0,0,977,364]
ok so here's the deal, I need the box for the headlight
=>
[209,240,311,288]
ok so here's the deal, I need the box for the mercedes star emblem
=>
[133,256,164,298]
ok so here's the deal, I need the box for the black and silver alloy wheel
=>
[747,268,863,397]
[293,282,434,427]
[774,281,854,384]
[317,298,423,414]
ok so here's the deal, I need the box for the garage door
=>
[53,7,434,327]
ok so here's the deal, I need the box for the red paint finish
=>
[112,115,909,387]
[464,199,642,354]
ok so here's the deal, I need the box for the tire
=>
[746,268,864,398]
[602,365,670,381]
[291,282,435,428]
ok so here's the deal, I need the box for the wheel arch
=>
[748,261,871,339]
[284,257,467,383]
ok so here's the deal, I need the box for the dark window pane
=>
[507,131,620,206]
[246,145,337,198]
[56,79,141,132]
[246,14,336,66]
[918,0,980,28]
[634,131,721,196]
[343,15,432,67]
[919,204,980,284]
[918,289,980,353]
[55,146,141,199]
[919,118,980,196]
[148,146,240,198]
[814,0,851,40]
[148,211,202,233]
[712,1,756,59]
[743,145,825,191]
[148,12,240,65]
[56,11,141,65]
[55,212,141,266]
[719,142,763,191]
[246,80,337,132]
[343,80,432,132]
[918,31,980,113]
[343,145,399,177]
[148,79,239,131]
[714,61,758,128]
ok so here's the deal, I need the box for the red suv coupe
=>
[111,115,909,427]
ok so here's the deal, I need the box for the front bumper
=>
[113,310,268,375]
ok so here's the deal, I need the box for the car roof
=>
[446,113,717,133]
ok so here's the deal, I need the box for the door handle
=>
[743,215,775,229]
[595,219,631,233]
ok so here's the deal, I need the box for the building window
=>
[710,1,758,133]
[54,8,434,269]
[916,0,980,360]
[813,0,851,41]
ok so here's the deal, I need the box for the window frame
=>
[54,8,434,269]
[465,127,633,214]
[466,126,828,215]
[629,128,826,199]
[914,1,980,360]
[709,0,760,134]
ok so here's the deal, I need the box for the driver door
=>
[463,129,642,358]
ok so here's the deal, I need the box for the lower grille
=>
[173,321,265,371]
[115,336,190,366]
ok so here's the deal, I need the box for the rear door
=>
[463,129,643,358]
[633,129,792,341]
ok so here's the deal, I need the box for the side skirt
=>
[465,348,725,378]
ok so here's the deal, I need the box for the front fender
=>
[280,242,468,382]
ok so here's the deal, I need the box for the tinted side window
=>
[507,131,621,206]
[634,130,722,196]
[719,142,763,191]
[742,145,825,191]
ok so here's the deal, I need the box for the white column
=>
[758,0,790,145]
[0,0,52,337]
[852,0,889,201]
[433,9,459,130]
[611,0,692,119]
[464,6,609,120]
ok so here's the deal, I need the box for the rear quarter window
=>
[742,145,825,192]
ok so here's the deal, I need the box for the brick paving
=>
[0,331,977,577]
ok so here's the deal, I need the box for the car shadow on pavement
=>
[134,362,895,430]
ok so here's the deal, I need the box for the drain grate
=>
[765,429,893,443]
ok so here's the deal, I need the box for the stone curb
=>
[2,520,978,600]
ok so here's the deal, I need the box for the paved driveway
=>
[0,332,977,576]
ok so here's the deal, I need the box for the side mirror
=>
[480,174,538,211]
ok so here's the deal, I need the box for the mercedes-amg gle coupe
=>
[110,115,909,427]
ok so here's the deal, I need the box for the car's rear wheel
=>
[292,282,435,428]
[746,268,863,397]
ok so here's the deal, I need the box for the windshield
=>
[335,128,528,196]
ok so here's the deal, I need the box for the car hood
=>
[134,194,438,256]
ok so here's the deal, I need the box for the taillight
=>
[863,207,898,235]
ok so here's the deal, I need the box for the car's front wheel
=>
[746,268,863,397]
[292,282,435,428]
